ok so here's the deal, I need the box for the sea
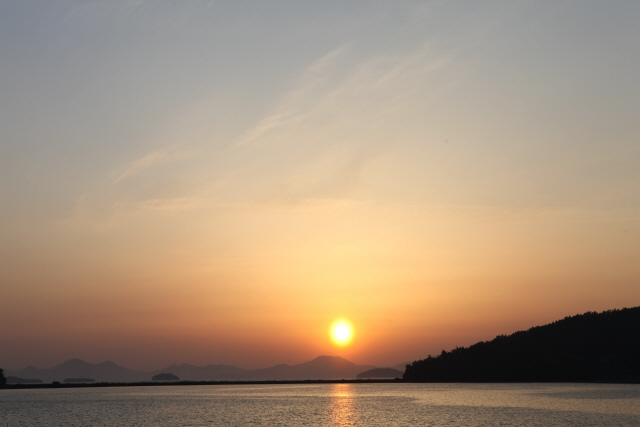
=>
[1,383,639,426]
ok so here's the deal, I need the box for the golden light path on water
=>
[330,384,356,426]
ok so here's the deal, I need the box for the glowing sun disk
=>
[330,319,354,346]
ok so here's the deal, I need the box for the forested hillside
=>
[404,307,640,383]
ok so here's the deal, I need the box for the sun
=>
[330,319,354,347]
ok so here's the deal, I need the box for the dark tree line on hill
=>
[404,307,640,383]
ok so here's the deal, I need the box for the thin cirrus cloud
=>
[224,42,453,203]
[112,148,176,184]
[74,40,454,222]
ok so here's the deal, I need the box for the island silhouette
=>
[152,373,180,381]
[356,367,403,379]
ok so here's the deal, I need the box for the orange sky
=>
[1,1,640,371]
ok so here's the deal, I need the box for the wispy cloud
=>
[113,148,174,184]
[236,41,451,147]
[224,41,454,206]
[235,44,351,147]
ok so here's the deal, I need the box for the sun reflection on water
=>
[330,383,357,426]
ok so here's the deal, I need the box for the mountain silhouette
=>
[249,356,378,380]
[5,355,383,383]
[6,358,149,383]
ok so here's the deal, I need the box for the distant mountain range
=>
[404,307,640,383]
[5,356,396,384]
[6,359,150,383]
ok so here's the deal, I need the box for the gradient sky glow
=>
[2,1,640,371]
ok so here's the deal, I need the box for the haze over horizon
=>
[2,1,639,372]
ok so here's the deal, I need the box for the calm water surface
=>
[2,383,639,426]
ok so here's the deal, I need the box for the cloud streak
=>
[113,148,174,184]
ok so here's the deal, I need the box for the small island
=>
[152,373,180,381]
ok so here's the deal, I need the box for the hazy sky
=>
[2,1,639,371]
